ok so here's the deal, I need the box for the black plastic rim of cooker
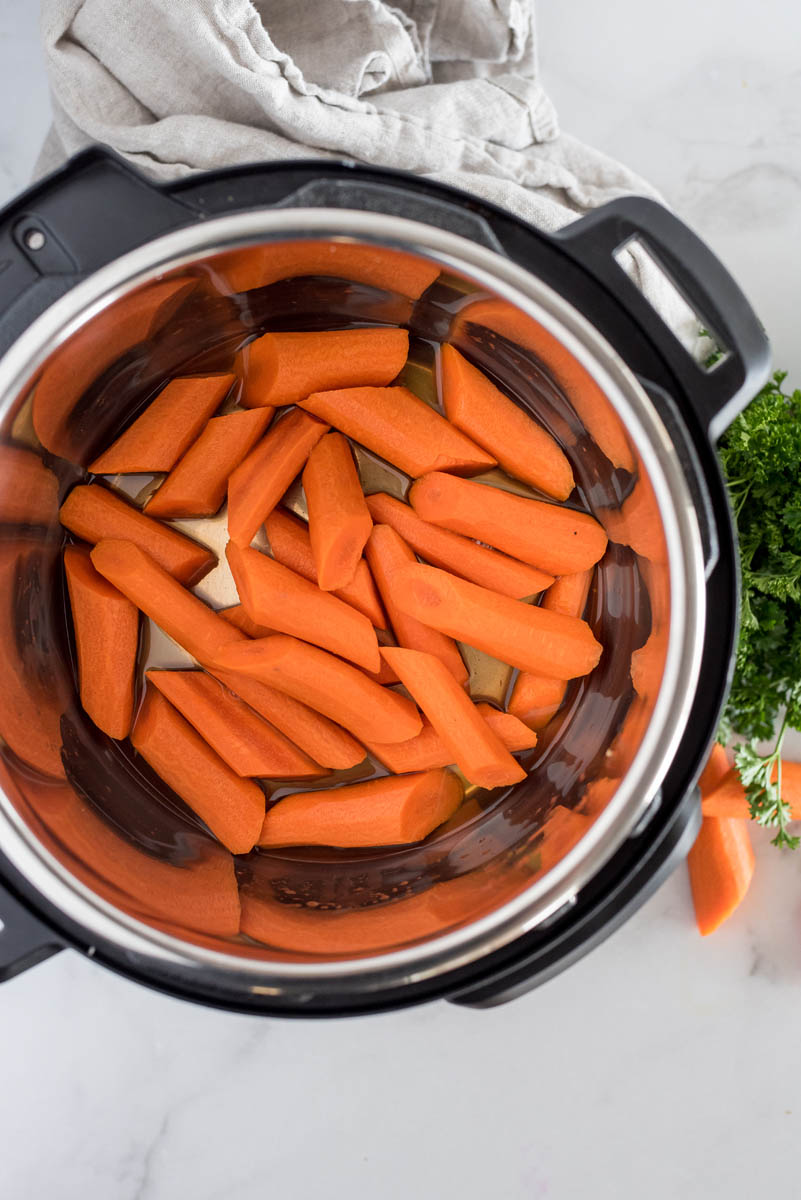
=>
[0,148,770,1014]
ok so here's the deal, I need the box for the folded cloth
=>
[37,0,698,337]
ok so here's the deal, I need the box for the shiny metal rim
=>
[0,209,705,997]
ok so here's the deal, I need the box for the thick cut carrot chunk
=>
[131,685,265,854]
[242,329,409,408]
[381,646,525,789]
[227,408,328,547]
[365,492,552,599]
[410,472,607,576]
[303,432,373,591]
[212,635,422,744]
[145,407,274,518]
[0,445,60,527]
[226,542,380,673]
[687,817,755,936]
[60,484,215,585]
[218,604,276,639]
[91,539,245,665]
[211,668,364,770]
[65,545,139,740]
[440,344,575,500]
[298,386,496,478]
[366,525,468,685]
[365,703,536,773]
[393,563,602,679]
[698,743,731,796]
[218,241,441,299]
[265,507,387,628]
[259,770,463,848]
[701,762,801,819]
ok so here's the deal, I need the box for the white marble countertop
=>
[2,3,801,1197]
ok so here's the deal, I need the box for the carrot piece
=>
[226,542,380,672]
[218,604,276,639]
[227,408,328,547]
[392,563,602,679]
[364,703,536,773]
[699,743,731,796]
[259,769,463,848]
[211,668,365,770]
[687,817,755,936]
[217,241,440,299]
[365,492,552,599]
[539,570,594,619]
[381,646,525,788]
[265,507,387,628]
[146,670,324,779]
[298,386,496,478]
[452,297,636,472]
[131,685,265,854]
[0,445,60,527]
[410,472,608,576]
[212,635,422,744]
[701,762,801,819]
[60,484,215,585]
[302,431,373,590]
[64,545,139,740]
[144,407,274,518]
[90,539,244,665]
[241,329,409,409]
[601,476,668,564]
[440,344,575,500]
[366,525,468,685]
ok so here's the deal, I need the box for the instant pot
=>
[0,147,769,1014]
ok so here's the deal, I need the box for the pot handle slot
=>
[553,197,771,441]
[0,887,62,983]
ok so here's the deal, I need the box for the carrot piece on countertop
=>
[64,545,139,740]
[241,329,409,409]
[687,817,755,936]
[60,484,215,586]
[701,762,801,819]
[364,704,536,773]
[410,472,607,576]
[392,562,602,679]
[366,525,468,686]
[226,542,380,673]
[146,670,324,779]
[381,646,525,789]
[212,635,422,744]
[131,685,265,855]
[218,604,276,639]
[258,769,463,849]
[227,408,329,547]
[698,743,731,796]
[364,492,552,599]
[90,539,245,665]
[211,668,365,770]
[89,374,235,474]
[0,444,60,527]
[303,432,373,591]
[145,407,274,519]
[218,241,441,299]
[298,386,496,478]
[440,344,575,501]
[265,508,387,628]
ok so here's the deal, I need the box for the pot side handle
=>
[0,886,62,983]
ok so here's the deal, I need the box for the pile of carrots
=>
[58,324,609,860]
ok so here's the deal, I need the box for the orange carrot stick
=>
[298,386,496,478]
[364,704,537,773]
[392,563,602,679]
[258,769,463,848]
[144,407,274,518]
[89,374,234,474]
[302,432,373,590]
[365,492,552,599]
[146,670,324,779]
[211,668,365,770]
[60,484,215,585]
[90,539,245,665]
[698,743,731,795]
[0,445,60,527]
[241,329,409,408]
[381,646,525,788]
[227,408,329,546]
[131,685,265,855]
[212,635,422,744]
[687,817,754,936]
[264,507,387,628]
[226,542,380,672]
[410,472,608,576]
[701,763,801,819]
[64,545,139,740]
[218,604,276,639]
[440,344,575,500]
[218,241,441,299]
[366,525,468,685]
